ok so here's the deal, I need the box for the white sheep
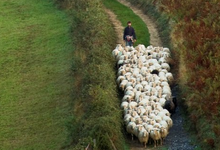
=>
[124,86,134,93]
[159,120,169,130]
[161,63,170,71]
[163,47,170,53]
[159,98,166,107]
[161,109,171,117]
[150,128,162,147]
[138,129,149,148]
[166,72,174,85]
[122,95,133,102]
[119,80,128,91]
[113,45,174,148]
[126,122,137,140]
[133,125,143,137]
[116,75,125,85]
[117,69,126,76]
[163,115,173,129]
[124,114,132,125]
[128,101,138,110]
[160,126,169,145]
[125,90,135,98]
[121,101,128,110]
[135,83,143,91]
[139,98,149,106]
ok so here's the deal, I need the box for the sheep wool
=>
[112,45,176,148]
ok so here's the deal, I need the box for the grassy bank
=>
[57,0,127,149]
[103,0,150,46]
[0,0,74,149]
[160,0,220,149]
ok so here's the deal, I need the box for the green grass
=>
[102,0,150,46]
[126,0,171,47]
[0,0,74,149]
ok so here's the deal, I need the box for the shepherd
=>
[123,21,137,46]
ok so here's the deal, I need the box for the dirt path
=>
[104,8,125,46]
[117,0,162,47]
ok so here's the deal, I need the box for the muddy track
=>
[104,8,124,45]
[105,0,196,150]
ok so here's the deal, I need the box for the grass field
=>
[103,0,150,46]
[0,0,74,149]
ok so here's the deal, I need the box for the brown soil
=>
[117,0,162,47]
[104,8,125,46]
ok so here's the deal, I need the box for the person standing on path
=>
[123,21,136,46]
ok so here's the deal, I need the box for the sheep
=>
[135,116,143,125]
[148,59,158,66]
[153,123,162,129]
[166,72,174,85]
[141,80,148,87]
[112,45,175,147]
[116,75,125,85]
[159,120,169,130]
[128,101,138,110]
[138,129,149,148]
[162,85,172,99]
[154,115,162,123]
[117,69,126,76]
[121,101,129,110]
[141,115,149,122]
[160,127,169,145]
[137,106,146,116]
[135,83,143,91]
[126,122,137,140]
[119,80,128,91]
[134,91,142,102]
[162,51,170,58]
[163,115,173,129]
[122,95,133,102]
[124,114,132,125]
[158,57,167,64]
[133,125,143,137]
[163,47,170,53]
[139,98,149,106]
[161,109,171,117]
[131,110,139,118]
[161,63,170,71]
[150,128,162,147]
[124,86,134,93]
[144,125,154,142]
[125,90,135,98]
[117,60,124,68]
[125,82,135,89]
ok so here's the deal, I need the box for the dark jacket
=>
[123,26,136,40]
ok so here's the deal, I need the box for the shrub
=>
[59,0,126,149]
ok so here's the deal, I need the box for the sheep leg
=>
[161,138,164,145]
[131,134,134,141]
[154,140,156,147]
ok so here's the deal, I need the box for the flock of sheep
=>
[112,44,176,148]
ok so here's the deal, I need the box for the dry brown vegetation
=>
[129,0,220,149]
